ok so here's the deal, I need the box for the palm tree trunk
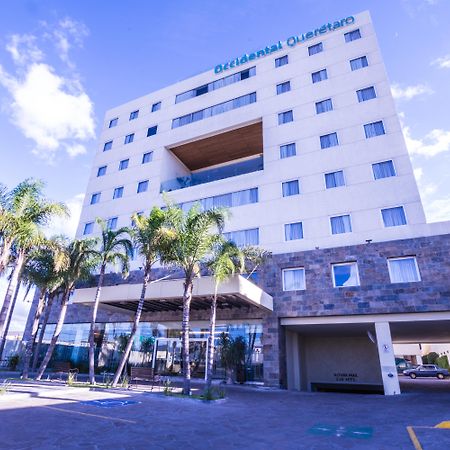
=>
[181,279,193,396]
[21,290,46,378]
[0,238,13,275]
[35,290,70,380]
[112,272,149,387]
[0,252,25,358]
[205,285,218,393]
[32,293,55,372]
[88,265,105,385]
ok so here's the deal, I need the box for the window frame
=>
[332,261,360,288]
[324,170,346,189]
[282,267,306,291]
[97,165,107,177]
[320,132,339,149]
[276,80,291,95]
[281,179,300,197]
[151,101,161,112]
[387,256,421,284]
[311,68,328,84]
[142,151,153,164]
[350,55,369,71]
[280,142,296,159]
[330,214,352,235]
[372,160,396,180]
[119,159,129,171]
[364,120,386,139]
[275,55,289,68]
[284,222,304,241]
[108,118,118,128]
[103,141,113,152]
[147,125,158,137]
[129,110,139,120]
[278,110,294,125]
[344,28,362,43]
[137,180,149,194]
[308,42,323,56]
[106,217,118,230]
[381,205,408,228]
[124,133,134,144]
[113,186,124,200]
[357,86,377,103]
[90,192,101,205]
[315,98,333,114]
[83,222,94,235]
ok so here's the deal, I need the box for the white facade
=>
[77,10,432,269]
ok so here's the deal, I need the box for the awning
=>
[72,274,273,313]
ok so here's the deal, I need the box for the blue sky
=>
[1,0,450,330]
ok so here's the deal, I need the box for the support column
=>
[375,322,400,395]
[285,330,300,390]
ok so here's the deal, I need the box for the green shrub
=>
[436,355,449,369]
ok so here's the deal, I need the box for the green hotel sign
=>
[214,16,355,74]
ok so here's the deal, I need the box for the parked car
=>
[403,364,450,379]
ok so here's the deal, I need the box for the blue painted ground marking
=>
[81,399,140,408]
[308,424,373,439]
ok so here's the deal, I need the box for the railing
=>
[160,155,263,192]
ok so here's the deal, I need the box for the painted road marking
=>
[42,406,137,424]
[435,421,450,429]
[406,426,423,450]
[308,424,373,439]
[81,399,141,408]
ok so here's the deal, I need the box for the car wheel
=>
[437,373,444,380]
[410,373,417,379]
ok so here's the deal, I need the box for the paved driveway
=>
[0,380,449,449]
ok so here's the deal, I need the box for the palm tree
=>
[88,220,132,385]
[111,208,166,387]
[35,238,97,380]
[204,240,244,393]
[160,204,226,395]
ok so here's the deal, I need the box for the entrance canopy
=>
[72,274,273,313]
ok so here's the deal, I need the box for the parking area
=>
[0,379,449,449]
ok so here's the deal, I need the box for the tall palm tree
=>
[205,240,244,393]
[35,238,97,380]
[111,208,165,387]
[89,220,132,385]
[160,204,226,395]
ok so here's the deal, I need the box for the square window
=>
[129,110,139,120]
[119,159,129,171]
[142,151,153,164]
[151,101,161,112]
[382,206,407,227]
[124,134,134,144]
[276,81,291,95]
[320,132,339,149]
[106,217,118,230]
[330,215,352,234]
[147,125,158,137]
[196,85,209,96]
[357,86,376,102]
[282,268,306,291]
[113,187,124,199]
[350,56,368,71]
[325,171,345,189]
[83,222,94,235]
[109,118,118,128]
[97,166,107,177]
[137,180,149,193]
[275,55,288,67]
[315,98,333,114]
[332,262,360,287]
[103,141,113,151]
[282,180,300,197]
[90,192,101,205]
[308,42,323,56]
[280,143,296,159]
[388,257,420,283]
[372,160,396,180]
[344,29,361,43]
[278,110,294,125]
[364,121,385,138]
[284,222,303,241]
[312,69,328,83]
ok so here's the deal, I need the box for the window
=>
[388,257,420,283]
[90,193,101,205]
[172,92,257,128]
[151,102,161,112]
[282,268,305,291]
[282,180,300,197]
[275,55,288,67]
[83,222,94,235]
[147,126,158,137]
[109,118,118,128]
[103,141,113,151]
[175,67,256,103]
[308,42,323,56]
[97,166,107,177]
[357,86,376,102]
[325,170,345,189]
[330,215,352,234]
[364,121,385,138]
[223,228,259,247]
[106,217,118,230]
[129,110,139,120]
[320,132,339,149]
[276,81,291,95]
[312,69,328,83]
[350,56,368,71]
[124,134,134,144]
[113,186,124,199]
[142,152,153,164]
[316,98,333,114]
[344,29,361,42]
[285,222,303,241]
[278,110,294,125]
[373,160,396,180]
[280,143,296,159]
[119,159,129,171]
[137,180,149,193]
[382,206,407,227]
[332,262,360,287]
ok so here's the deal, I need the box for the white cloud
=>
[404,125,450,157]
[413,167,423,181]
[424,195,450,222]
[46,192,85,238]
[65,143,87,157]
[5,34,44,66]
[431,54,450,69]
[391,83,433,101]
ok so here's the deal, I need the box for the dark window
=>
[308,42,323,56]
[129,110,139,120]
[119,159,129,170]
[275,55,289,67]
[147,126,158,137]
[151,102,161,112]
[103,141,113,151]
[345,29,361,43]
[124,134,134,144]
[97,166,107,176]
